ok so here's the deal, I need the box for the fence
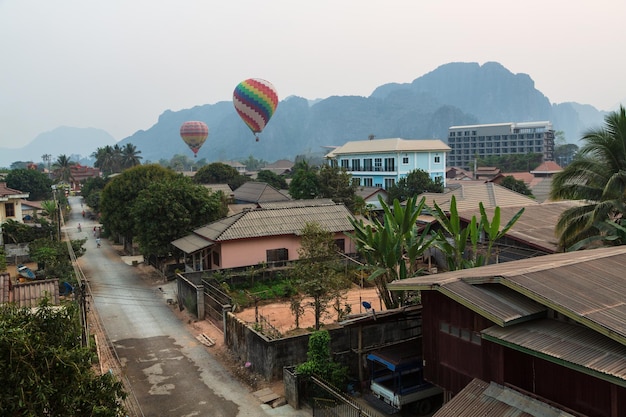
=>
[202,279,232,329]
[309,376,386,417]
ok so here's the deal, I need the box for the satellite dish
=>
[362,301,372,310]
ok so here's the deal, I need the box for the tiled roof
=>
[0,182,28,200]
[325,138,450,157]
[418,182,539,212]
[233,182,291,203]
[531,160,563,174]
[186,203,355,244]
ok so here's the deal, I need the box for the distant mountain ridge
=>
[1,62,609,167]
[0,127,116,168]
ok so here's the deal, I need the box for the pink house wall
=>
[217,232,355,269]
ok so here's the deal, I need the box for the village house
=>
[0,183,29,245]
[325,137,450,190]
[389,246,626,417]
[171,199,356,272]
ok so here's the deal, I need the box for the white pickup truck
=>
[367,347,442,415]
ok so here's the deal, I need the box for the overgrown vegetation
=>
[0,300,127,416]
[296,330,348,389]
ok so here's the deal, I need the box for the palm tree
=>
[550,106,626,250]
[52,154,75,184]
[120,143,142,169]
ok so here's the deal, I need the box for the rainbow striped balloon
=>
[180,121,208,157]
[233,78,278,141]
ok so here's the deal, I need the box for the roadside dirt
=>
[129,262,384,396]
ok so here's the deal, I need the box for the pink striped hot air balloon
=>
[179,121,208,157]
[233,78,279,142]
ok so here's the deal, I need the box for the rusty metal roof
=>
[433,378,575,417]
[441,282,546,326]
[458,201,583,253]
[390,247,626,345]
[483,319,626,387]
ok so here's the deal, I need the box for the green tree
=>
[5,168,53,200]
[131,177,228,256]
[193,162,248,189]
[296,330,347,389]
[317,165,358,211]
[29,237,86,281]
[550,106,626,250]
[120,143,143,169]
[0,246,6,272]
[478,153,543,172]
[294,222,349,330]
[499,175,534,197]
[430,195,524,270]
[349,195,435,309]
[92,145,120,176]
[554,143,579,167]
[387,169,443,203]
[81,176,109,214]
[52,154,76,184]
[256,170,288,190]
[241,155,267,171]
[288,161,319,199]
[100,164,180,249]
[0,301,126,416]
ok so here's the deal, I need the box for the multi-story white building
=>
[447,121,555,169]
[325,138,450,190]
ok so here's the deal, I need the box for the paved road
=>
[66,196,308,417]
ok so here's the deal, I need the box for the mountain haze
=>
[1,62,609,167]
[0,127,116,168]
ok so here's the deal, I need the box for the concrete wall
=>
[224,309,422,382]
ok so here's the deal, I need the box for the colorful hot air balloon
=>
[180,121,208,158]
[233,78,278,142]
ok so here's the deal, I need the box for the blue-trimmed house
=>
[325,138,450,190]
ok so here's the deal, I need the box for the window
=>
[5,202,15,217]
[434,155,441,164]
[363,158,373,171]
[384,158,395,171]
[363,178,373,187]
[334,239,345,253]
[374,158,382,171]
[352,177,361,186]
[402,156,409,164]
[351,159,360,171]
[384,178,395,189]
[340,160,349,169]
[212,251,220,267]
[267,248,288,266]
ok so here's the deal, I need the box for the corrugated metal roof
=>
[325,138,450,157]
[457,201,583,253]
[389,247,626,345]
[433,378,575,417]
[171,233,214,253]
[418,182,539,212]
[442,282,546,326]
[482,319,626,386]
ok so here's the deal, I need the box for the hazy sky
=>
[1,0,624,149]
